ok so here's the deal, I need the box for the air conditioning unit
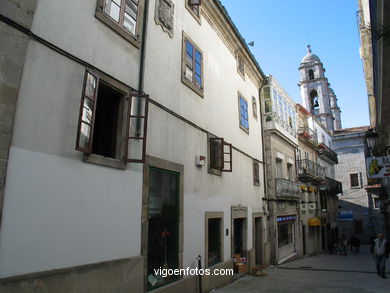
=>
[308,203,316,211]
[300,203,307,211]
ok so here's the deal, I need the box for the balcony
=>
[318,143,338,164]
[275,178,302,200]
[298,126,318,146]
[297,159,325,182]
[324,177,343,196]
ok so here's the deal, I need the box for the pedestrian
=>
[355,237,361,254]
[341,234,349,256]
[350,235,355,251]
[370,233,389,278]
[328,238,334,255]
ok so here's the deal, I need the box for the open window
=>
[309,90,319,114]
[208,136,232,174]
[308,69,314,80]
[76,69,149,167]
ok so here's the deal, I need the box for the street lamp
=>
[366,129,378,156]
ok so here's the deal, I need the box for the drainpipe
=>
[136,0,150,136]
[138,0,150,93]
[258,77,268,205]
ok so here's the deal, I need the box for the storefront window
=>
[278,222,294,248]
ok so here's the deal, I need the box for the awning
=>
[308,217,321,226]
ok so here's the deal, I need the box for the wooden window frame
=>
[181,32,204,97]
[238,95,249,134]
[253,160,260,186]
[237,54,245,79]
[208,134,232,175]
[95,0,144,48]
[350,173,361,188]
[252,96,258,120]
[76,68,149,168]
[185,0,201,24]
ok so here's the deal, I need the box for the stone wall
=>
[0,0,37,224]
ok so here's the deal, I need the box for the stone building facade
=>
[333,126,383,243]
[262,76,302,264]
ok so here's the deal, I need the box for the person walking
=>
[341,234,349,256]
[355,237,361,254]
[371,233,388,278]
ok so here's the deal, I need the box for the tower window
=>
[309,90,319,114]
[308,69,314,80]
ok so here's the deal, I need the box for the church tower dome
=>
[298,45,336,132]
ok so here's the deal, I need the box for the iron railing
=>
[297,159,325,180]
[298,126,318,145]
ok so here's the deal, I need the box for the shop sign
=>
[366,156,390,178]
[338,210,353,220]
[277,215,296,223]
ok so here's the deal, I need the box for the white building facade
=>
[0,1,268,292]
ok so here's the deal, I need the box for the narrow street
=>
[216,246,389,293]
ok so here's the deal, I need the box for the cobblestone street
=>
[215,246,390,293]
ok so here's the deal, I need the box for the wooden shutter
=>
[76,69,99,153]
[125,93,149,163]
[222,141,232,172]
[253,161,259,184]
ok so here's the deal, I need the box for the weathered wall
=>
[0,0,37,225]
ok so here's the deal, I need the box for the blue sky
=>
[220,0,369,128]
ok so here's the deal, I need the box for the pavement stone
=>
[214,245,390,293]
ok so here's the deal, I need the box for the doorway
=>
[254,217,263,265]
[233,218,247,257]
[147,167,179,290]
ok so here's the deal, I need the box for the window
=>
[310,90,319,114]
[96,0,142,46]
[238,96,249,132]
[206,215,223,267]
[186,0,201,22]
[237,55,245,78]
[354,220,363,234]
[76,69,148,167]
[310,69,315,79]
[276,159,283,179]
[208,136,232,174]
[252,96,258,119]
[373,197,380,209]
[253,161,260,186]
[320,191,327,211]
[350,173,361,188]
[278,222,294,248]
[182,34,203,96]
[287,163,293,181]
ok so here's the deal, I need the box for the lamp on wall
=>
[365,129,378,156]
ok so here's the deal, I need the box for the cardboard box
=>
[235,263,247,273]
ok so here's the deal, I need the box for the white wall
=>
[144,0,266,267]
[0,27,143,277]
[31,0,141,88]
